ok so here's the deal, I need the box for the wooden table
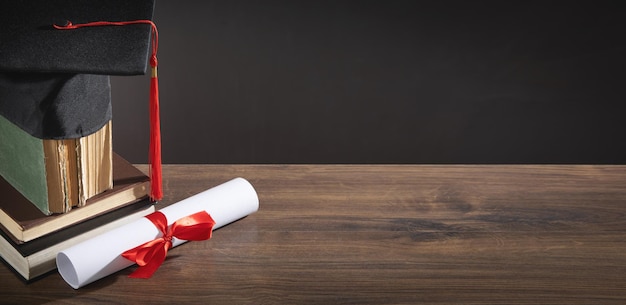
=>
[2,165,626,304]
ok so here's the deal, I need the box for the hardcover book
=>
[0,115,113,215]
[0,153,150,243]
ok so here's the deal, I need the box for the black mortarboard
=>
[0,0,162,199]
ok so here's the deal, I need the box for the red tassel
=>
[148,23,163,201]
[149,62,163,201]
[54,19,163,201]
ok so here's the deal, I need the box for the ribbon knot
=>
[121,211,216,278]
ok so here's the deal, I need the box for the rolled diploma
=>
[56,177,259,289]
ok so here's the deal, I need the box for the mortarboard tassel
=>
[148,37,163,201]
[54,20,163,201]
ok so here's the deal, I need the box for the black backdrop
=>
[111,0,626,164]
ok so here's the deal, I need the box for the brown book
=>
[0,200,155,281]
[0,152,150,243]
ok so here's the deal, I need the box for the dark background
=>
[111,0,626,164]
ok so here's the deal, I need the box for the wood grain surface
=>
[1,165,626,304]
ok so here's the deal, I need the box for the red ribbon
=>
[121,211,215,278]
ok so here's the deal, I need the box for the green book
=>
[0,115,112,215]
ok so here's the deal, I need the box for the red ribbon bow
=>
[122,211,216,278]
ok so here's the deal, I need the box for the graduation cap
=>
[0,0,162,200]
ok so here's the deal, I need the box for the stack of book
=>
[0,130,154,280]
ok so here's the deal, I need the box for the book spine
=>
[43,139,77,213]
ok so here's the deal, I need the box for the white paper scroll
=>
[56,177,259,289]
